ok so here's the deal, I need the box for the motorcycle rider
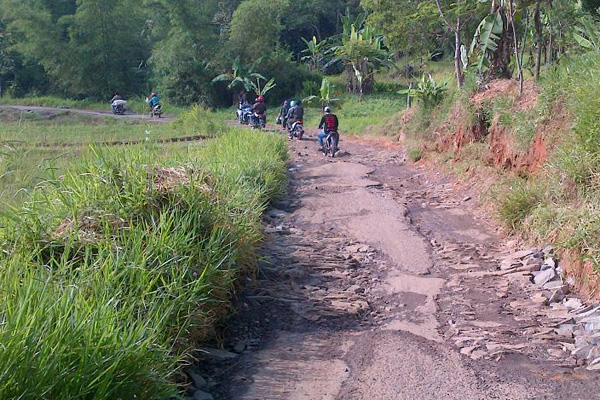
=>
[110,92,123,114]
[148,91,160,110]
[286,100,304,137]
[318,106,339,151]
[278,100,290,130]
[251,96,267,127]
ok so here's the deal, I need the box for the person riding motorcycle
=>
[278,100,290,129]
[148,91,160,110]
[110,92,124,114]
[286,100,304,135]
[318,106,339,151]
[251,96,267,127]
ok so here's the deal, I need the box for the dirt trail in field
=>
[0,104,174,123]
[205,131,600,399]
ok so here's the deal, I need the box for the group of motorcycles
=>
[236,103,338,157]
[237,104,304,137]
[110,99,162,117]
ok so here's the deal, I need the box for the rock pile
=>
[500,246,567,304]
[503,246,600,371]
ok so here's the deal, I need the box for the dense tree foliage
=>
[0,0,597,103]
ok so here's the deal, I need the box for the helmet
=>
[151,91,157,96]
[257,96,265,102]
[296,99,302,106]
[324,106,331,113]
[290,101,297,107]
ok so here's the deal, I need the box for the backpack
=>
[325,114,337,131]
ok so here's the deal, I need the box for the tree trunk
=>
[508,1,523,96]
[454,20,464,89]
[534,0,543,80]
[489,13,513,79]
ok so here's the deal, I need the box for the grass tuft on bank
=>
[0,129,287,398]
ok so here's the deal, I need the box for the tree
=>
[227,0,290,62]
[301,36,329,72]
[2,0,150,97]
[330,16,395,97]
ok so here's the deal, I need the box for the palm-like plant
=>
[303,77,340,108]
[248,76,276,97]
[212,57,264,92]
[301,36,329,73]
[330,23,395,98]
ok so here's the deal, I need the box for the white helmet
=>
[324,106,331,112]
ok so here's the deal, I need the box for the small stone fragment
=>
[194,390,214,400]
[564,298,583,309]
[534,268,556,286]
[198,347,239,362]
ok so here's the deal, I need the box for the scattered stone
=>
[543,280,567,292]
[463,196,472,202]
[542,245,554,255]
[193,390,214,400]
[542,257,556,270]
[233,340,247,354]
[554,324,575,338]
[189,372,207,389]
[548,348,566,358]
[534,268,556,286]
[460,346,477,356]
[508,249,537,260]
[564,298,583,310]
[267,208,290,218]
[198,347,239,362]
[500,259,520,271]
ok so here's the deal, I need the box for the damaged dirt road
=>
[209,135,600,399]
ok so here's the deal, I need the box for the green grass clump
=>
[497,179,542,231]
[407,147,423,162]
[0,129,288,398]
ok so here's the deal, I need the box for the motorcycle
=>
[237,105,252,125]
[111,99,127,115]
[150,103,162,118]
[252,112,266,130]
[323,130,339,158]
[288,120,304,140]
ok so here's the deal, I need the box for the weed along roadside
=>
[0,129,287,398]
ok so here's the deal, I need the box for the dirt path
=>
[201,132,600,399]
[0,104,175,123]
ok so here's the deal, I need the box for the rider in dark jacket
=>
[286,100,304,131]
[278,100,290,130]
[251,96,267,127]
[318,106,339,150]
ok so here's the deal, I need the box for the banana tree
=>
[301,36,329,73]
[470,0,535,92]
[212,56,264,93]
[303,77,340,108]
[329,23,395,98]
[248,76,276,97]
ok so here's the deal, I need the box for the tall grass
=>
[0,130,287,398]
